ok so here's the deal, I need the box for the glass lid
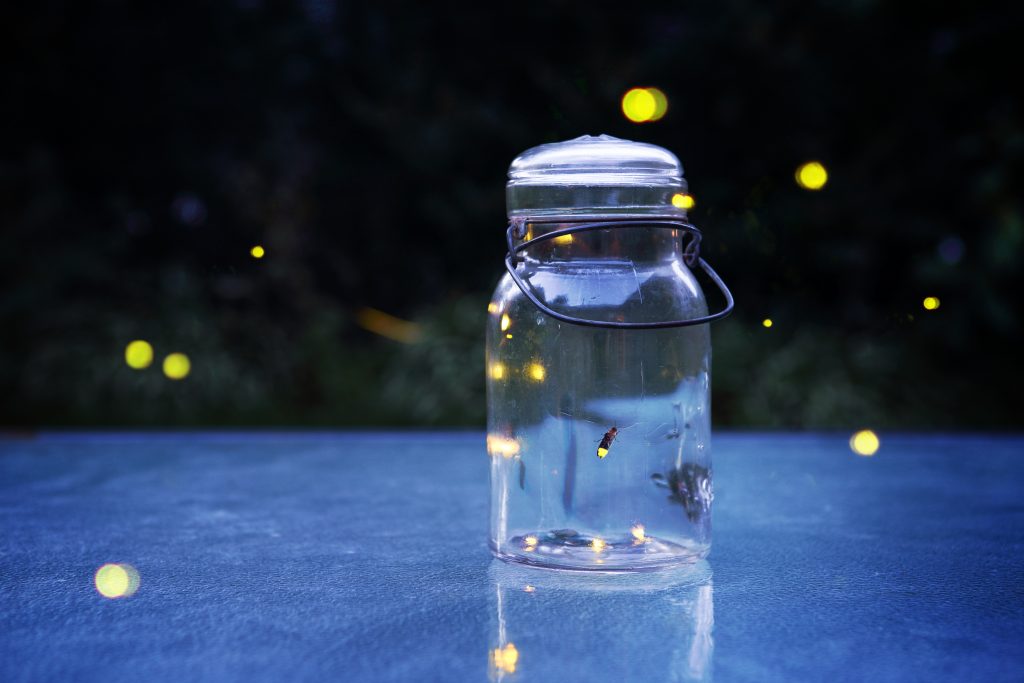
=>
[507,134,689,219]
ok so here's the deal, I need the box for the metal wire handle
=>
[504,218,735,329]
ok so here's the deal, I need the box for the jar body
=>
[487,226,712,571]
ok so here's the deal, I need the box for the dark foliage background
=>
[1,0,1021,428]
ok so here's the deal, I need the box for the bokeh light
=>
[356,307,423,344]
[795,161,828,190]
[647,87,668,121]
[850,429,880,456]
[523,535,538,551]
[923,296,941,311]
[526,362,546,382]
[631,524,646,542]
[250,244,265,259]
[671,193,695,210]
[124,340,153,369]
[524,585,535,593]
[500,314,511,332]
[553,234,574,245]
[762,318,773,328]
[162,353,191,380]
[487,302,499,314]
[94,563,140,599]
[487,434,520,458]
[489,362,506,380]
[591,537,606,553]
[622,88,657,123]
[491,643,519,675]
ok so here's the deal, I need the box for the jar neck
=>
[515,219,686,264]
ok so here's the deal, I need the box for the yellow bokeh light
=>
[622,88,657,123]
[500,314,511,332]
[491,643,519,674]
[356,307,423,344]
[124,340,154,370]
[487,434,521,458]
[553,234,574,245]
[850,429,880,457]
[95,563,140,599]
[762,318,773,328]
[795,161,828,190]
[162,353,191,380]
[526,362,546,382]
[489,362,506,380]
[488,302,499,314]
[647,87,668,121]
[523,535,538,551]
[591,538,606,553]
[250,244,265,259]
[923,296,941,311]
[524,585,536,593]
[671,193,695,210]
[631,524,646,542]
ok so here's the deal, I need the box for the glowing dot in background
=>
[553,234,574,245]
[95,563,140,599]
[850,430,880,457]
[591,538,606,553]
[356,307,422,344]
[523,535,538,551]
[762,318,773,328]
[487,302,499,314]
[163,353,191,380]
[671,193,695,210]
[795,161,828,190]
[647,87,668,121]
[489,362,506,380]
[524,585,536,593]
[923,296,941,311]
[124,340,154,369]
[631,524,646,542]
[526,362,546,382]
[500,314,511,332]
[622,88,657,123]
[250,245,265,259]
[491,643,520,674]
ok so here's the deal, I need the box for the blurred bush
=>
[0,0,1020,428]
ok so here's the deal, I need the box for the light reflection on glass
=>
[487,434,521,459]
[526,362,546,382]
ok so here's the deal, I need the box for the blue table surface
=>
[1,432,1022,682]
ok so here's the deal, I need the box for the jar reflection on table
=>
[487,560,714,682]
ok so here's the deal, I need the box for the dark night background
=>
[1,0,1021,429]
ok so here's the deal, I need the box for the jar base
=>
[491,530,709,572]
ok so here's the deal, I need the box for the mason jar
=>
[486,135,733,571]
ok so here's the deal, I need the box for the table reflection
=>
[487,560,713,682]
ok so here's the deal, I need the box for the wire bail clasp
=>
[504,217,734,329]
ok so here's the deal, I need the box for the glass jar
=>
[486,135,733,571]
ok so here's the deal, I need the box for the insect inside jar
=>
[596,426,619,459]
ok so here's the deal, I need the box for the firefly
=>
[597,427,619,459]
